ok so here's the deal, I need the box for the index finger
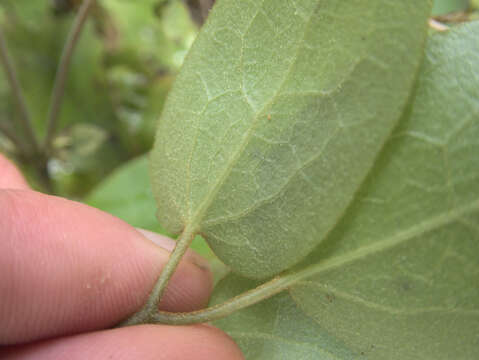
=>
[0,191,212,345]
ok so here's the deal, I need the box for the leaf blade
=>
[288,22,479,360]
[211,22,479,360]
[151,0,431,278]
[212,274,356,360]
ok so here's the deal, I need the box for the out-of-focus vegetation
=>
[0,0,200,197]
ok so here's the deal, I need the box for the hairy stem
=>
[0,27,40,154]
[119,224,198,326]
[44,0,95,151]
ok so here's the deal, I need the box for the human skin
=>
[0,153,244,359]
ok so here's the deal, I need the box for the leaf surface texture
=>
[214,22,479,359]
[150,0,430,278]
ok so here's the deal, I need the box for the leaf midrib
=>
[184,2,320,232]
[286,199,479,286]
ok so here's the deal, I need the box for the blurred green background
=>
[0,0,477,259]
[0,0,200,197]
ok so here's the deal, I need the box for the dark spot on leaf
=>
[325,293,335,303]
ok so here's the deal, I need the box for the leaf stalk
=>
[150,274,296,325]
[119,223,198,326]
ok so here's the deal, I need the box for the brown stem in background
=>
[184,0,215,26]
[0,121,26,154]
[44,0,95,152]
[33,158,54,194]
[0,26,40,154]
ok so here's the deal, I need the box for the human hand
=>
[0,153,243,359]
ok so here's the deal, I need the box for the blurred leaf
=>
[102,0,196,71]
[432,0,470,15]
[54,123,108,167]
[0,0,196,197]
[86,155,167,233]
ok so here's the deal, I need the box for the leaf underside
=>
[213,22,479,360]
[150,0,430,278]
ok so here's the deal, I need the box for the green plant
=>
[122,1,478,358]
[2,0,478,359]
[0,0,197,196]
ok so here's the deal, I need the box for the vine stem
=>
[43,0,95,152]
[119,224,198,326]
[0,26,40,154]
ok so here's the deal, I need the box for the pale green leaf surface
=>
[287,23,479,360]
[150,0,430,278]
[212,274,355,360]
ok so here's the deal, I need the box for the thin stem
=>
[0,27,40,153]
[119,224,198,326]
[43,0,95,151]
[0,121,26,154]
[150,271,302,325]
[33,159,55,194]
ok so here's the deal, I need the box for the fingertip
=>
[0,190,214,344]
[0,153,29,189]
[0,325,245,360]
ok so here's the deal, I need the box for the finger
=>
[0,153,29,189]
[0,325,245,360]
[0,189,213,345]
[137,228,213,310]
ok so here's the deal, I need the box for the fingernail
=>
[137,228,176,252]
[136,228,211,272]
[187,249,211,272]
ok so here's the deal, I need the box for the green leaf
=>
[150,0,431,278]
[211,22,479,360]
[284,23,479,359]
[85,155,215,258]
[86,155,164,232]
[432,0,470,15]
[212,274,356,360]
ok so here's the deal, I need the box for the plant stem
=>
[43,0,95,152]
[123,269,307,327]
[0,27,40,154]
[150,271,301,325]
[0,121,26,154]
[119,224,198,326]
